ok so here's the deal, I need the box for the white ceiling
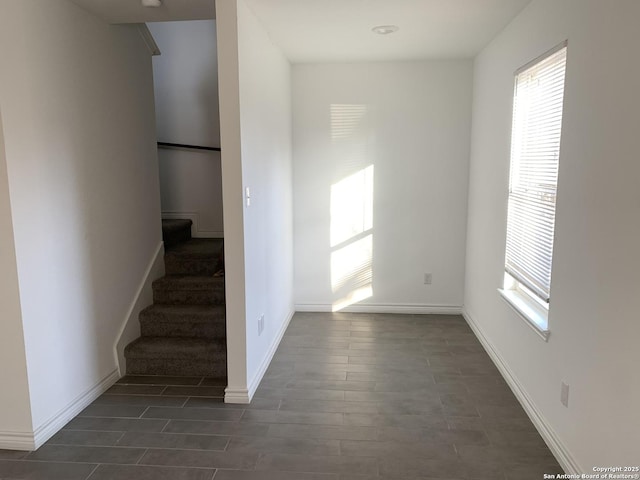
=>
[70,0,531,62]
[244,0,532,62]
[70,0,215,24]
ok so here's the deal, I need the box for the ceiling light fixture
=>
[372,25,399,35]
[141,0,162,7]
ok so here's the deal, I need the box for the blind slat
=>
[505,45,567,303]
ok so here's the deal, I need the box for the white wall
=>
[237,0,294,392]
[149,21,223,237]
[293,62,472,313]
[216,0,249,400]
[464,0,640,471]
[216,0,294,402]
[0,110,34,448]
[0,0,162,446]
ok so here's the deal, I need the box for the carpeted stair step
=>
[125,337,227,377]
[140,304,226,339]
[162,219,192,248]
[153,275,224,305]
[165,238,223,276]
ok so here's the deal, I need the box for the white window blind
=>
[505,43,567,303]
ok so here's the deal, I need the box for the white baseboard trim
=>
[114,241,165,375]
[225,309,295,404]
[224,387,250,404]
[247,309,295,399]
[0,431,37,451]
[462,308,582,475]
[0,369,121,451]
[295,303,462,315]
[162,212,223,238]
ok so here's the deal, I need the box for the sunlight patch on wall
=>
[330,165,374,248]
[330,104,368,141]
[329,104,374,312]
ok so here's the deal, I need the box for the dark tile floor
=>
[0,312,562,479]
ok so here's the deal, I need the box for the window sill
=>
[498,288,550,342]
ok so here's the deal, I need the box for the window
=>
[500,41,568,339]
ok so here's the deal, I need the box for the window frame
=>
[499,41,568,341]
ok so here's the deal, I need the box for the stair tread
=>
[140,304,225,322]
[125,337,224,359]
[141,304,224,315]
[153,275,224,289]
[165,238,223,257]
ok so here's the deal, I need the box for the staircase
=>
[124,219,227,379]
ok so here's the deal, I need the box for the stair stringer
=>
[113,241,165,375]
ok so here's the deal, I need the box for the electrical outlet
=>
[560,381,569,407]
[424,273,432,285]
[258,314,264,335]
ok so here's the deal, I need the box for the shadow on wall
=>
[329,104,375,311]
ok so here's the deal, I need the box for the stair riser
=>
[140,321,226,339]
[163,229,192,249]
[126,357,227,377]
[153,289,224,305]
[165,258,218,276]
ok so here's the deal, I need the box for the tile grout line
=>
[160,419,171,433]
[83,463,100,480]
[135,448,148,465]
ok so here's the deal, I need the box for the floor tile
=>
[279,398,378,414]
[225,435,340,455]
[340,439,456,459]
[241,409,344,425]
[78,404,148,418]
[503,462,563,480]
[93,394,187,407]
[256,453,378,475]
[263,388,346,401]
[87,464,214,480]
[64,416,168,432]
[378,456,502,480]
[26,444,146,464]
[117,431,229,450]
[457,444,557,465]
[163,386,226,397]
[139,448,258,469]
[185,396,280,410]
[284,379,376,392]
[267,423,378,441]
[118,375,203,386]
[46,429,125,446]
[0,449,28,460]
[142,407,243,421]
[344,413,448,429]
[213,471,336,480]
[485,428,548,448]
[0,460,97,480]
[164,420,269,437]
